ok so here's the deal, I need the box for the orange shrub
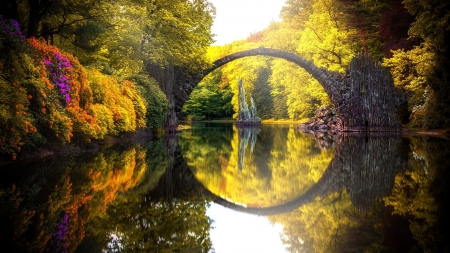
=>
[121,80,147,129]
[87,69,142,135]
[0,21,41,158]
[28,38,102,142]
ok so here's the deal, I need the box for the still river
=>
[0,123,449,253]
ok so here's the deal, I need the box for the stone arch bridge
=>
[148,133,409,216]
[154,48,401,132]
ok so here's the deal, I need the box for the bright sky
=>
[209,0,286,45]
[206,203,288,253]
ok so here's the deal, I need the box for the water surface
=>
[0,123,449,252]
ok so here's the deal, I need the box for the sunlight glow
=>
[206,203,288,253]
[209,0,286,45]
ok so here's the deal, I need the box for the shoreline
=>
[0,130,154,166]
[401,129,450,138]
[1,125,449,166]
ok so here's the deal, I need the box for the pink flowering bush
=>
[0,15,25,41]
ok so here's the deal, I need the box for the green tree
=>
[295,0,355,72]
[402,0,450,128]
[182,65,233,120]
[383,44,434,126]
[127,74,169,129]
[252,67,274,119]
[141,0,215,71]
[0,0,216,76]
[269,59,330,120]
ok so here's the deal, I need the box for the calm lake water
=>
[1,123,449,253]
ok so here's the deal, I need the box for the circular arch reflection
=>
[178,126,408,215]
[179,124,334,209]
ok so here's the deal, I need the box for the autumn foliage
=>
[0,17,168,159]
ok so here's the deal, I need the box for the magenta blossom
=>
[44,52,73,105]
[0,17,25,40]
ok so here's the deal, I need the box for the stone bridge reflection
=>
[149,133,410,215]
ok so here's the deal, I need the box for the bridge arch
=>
[202,48,334,92]
[171,48,400,132]
[174,48,336,121]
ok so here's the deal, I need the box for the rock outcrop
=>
[297,106,341,133]
[236,78,261,125]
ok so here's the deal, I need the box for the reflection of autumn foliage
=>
[383,136,448,253]
[269,191,391,253]
[182,126,333,207]
[269,136,450,253]
[88,148,148,210]
[269,191,358,253]
[0,143,149,252]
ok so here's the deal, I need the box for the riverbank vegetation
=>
[0,20,168,159]
[0,0,215,159]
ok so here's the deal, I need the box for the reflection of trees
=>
[78,136,212,253]
[79,195,212,253]
[383,136,450,253]
[180,124,334,207]
[178,123,234,172]
[269,134,450,253]
[0,139,171,252]
[270,191,355,253]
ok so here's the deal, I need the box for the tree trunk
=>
[27,0,41,38]
[146,62,177,131]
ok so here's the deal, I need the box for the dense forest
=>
[1,0,450,159]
